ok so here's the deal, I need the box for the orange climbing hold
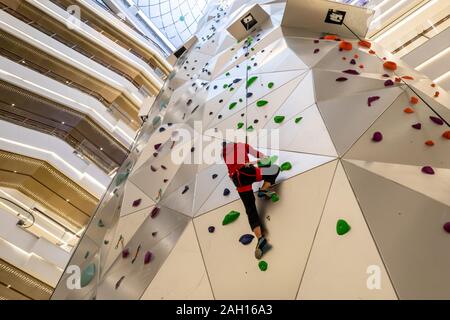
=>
[342,57,347,60]
[339,41,353,51]
[425,140,435,146]
[395,77,402,83]
[431,83,436,87]
[354,54,359,59]
[434,91,440,98]
[410,97,419,105]
[442,131,450,139]
[383,61,397,71]
[402,76,414,80]
[403,107,414,114]
[324,35,338,40]
[369,49,376,54]
[359,64,364,69]
[358,40,371,48]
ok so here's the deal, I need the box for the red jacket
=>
[222,142,263,176]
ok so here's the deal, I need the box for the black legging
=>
[231,165,280,230]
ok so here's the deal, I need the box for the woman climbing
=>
[222,141,280,259]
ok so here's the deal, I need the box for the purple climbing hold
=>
[115,276,125,290]
[336,77,348,82]
[153,152,158,157]
[212,174,218,179]
[154,143,162,150]
[350,59,356,65]
[152,232,158,237]
[208,226,215,233]
[161,165,167,170]
[314,39,319,43]
[372,131,383,142]
[163,179,169,183]
[239,234,255,245]
[122,248,130,258]
[382,74,390,78]
[314,48,320,54]
[144,251,153,265]
[443,222,450,233]
[182,185,189,194]
[223,188,230,196]
[421,166,435,175]
[132,199,142,207]
[367,96,380,107]
[429,116,444,125]
[384,79,394,87]
[151,207,160,218]
[412,123,422,130]
[343,69,360,75]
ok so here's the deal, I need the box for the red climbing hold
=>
[339,41,353,51]
[410,97,419,105]
[358,40,371,48]
[404,107,414,114]
[425,140,435,146]
[383,61,397,71]
[421,166,435,175]
[442,131,450,139]
[324,35,338,40]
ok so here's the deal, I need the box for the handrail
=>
[0,196,35,228]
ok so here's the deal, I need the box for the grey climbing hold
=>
[80,263,96,288]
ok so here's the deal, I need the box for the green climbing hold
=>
[268,82,274,89]
[239,98,243,103]
[246,76,258,88]
[225,72,230,76]
[80,263,96,288]
[271,193,279,203]
[115,170,130,186]
[274,116,285,124]
[246,125,254,132]
[256,100,268,107]
[222,210,240,225]
[223,84,228,89]
[229,87,235,92]
[336,219,351,235]
[280,162,292,171]
[237,122,244,129]
[229,102,237,110]
[258,155,278,168]
[295,117,303,124]
[258,261,268,271]
[247,66,251,71]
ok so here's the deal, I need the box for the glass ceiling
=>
[134,0,209,49]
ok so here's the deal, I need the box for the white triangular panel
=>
[140,222,213,300]
[297,162,397,299]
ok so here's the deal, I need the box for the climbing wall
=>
[52,0,450,300]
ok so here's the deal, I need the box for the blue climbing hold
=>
[239,234,255,245]
[223,188,230,196]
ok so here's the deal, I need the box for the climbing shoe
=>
[255,236,271,260]
[258,189,279,202]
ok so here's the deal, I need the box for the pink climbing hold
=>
[144,251,153,264]
[132,199,142,207]
[367,96,380,107]
[421,166,435,175]
[372,132,383,142]
[411,123,422,130]
[151,207,160,218]
[122,248,130,258]
[443,222,450,233]
[429,116,444,126]
[336,77,348,82]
